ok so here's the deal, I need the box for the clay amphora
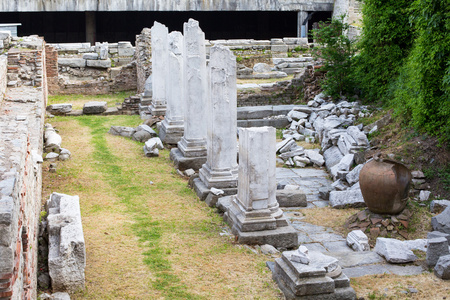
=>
[359,153,412,214]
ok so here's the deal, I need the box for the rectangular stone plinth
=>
[149,104,167,117]
[272,253,356,300]
[170,148,207,171]
[231,225,299,249]
[47,192,86,293]
[192,177,237,202]
[159,122,184,145]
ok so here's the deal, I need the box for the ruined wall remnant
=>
[0,0,334,12]
[45,45,59,93]
[135,28,152,94]
[0,55,6,102]
[0,36,47,300]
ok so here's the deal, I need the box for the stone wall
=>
[0,38,46,300]
[44,42,137,95]
[135,28,152,94]
[0,55,6,103]
[45,45,59,93]
[0,0,334,12]
[237,72,304,107]
[333,0,362,39]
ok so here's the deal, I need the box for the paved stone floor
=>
[276,167,426,278]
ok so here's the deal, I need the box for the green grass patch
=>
[48,91,135,110]
[77,116,199,299]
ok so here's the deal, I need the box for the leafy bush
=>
[311,16,357,98]
[353,0,414,103]
[392,0,450,143]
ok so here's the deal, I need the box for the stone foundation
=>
[0,37,47,300]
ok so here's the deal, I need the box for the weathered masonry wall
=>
[0,0,334,12]
[0,38,46,300]
[135,28,152,94]
[0,55,6,102]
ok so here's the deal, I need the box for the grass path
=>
[42,115,282,299]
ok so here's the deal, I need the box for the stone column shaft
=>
[177,18,207,157]
[236,127,277,211]
[150,21,168,116]
[159,31,185,144]
[199,45,238,189]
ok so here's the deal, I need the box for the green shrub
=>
[311,16,357,98]
[353,0,414,104]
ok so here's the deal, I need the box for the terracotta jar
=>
[359,153,412,214]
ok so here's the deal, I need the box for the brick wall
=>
[45,45,59,94]
[0,40,46,300]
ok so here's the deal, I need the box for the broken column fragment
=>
[149,21,168,116]
[47,192,86,292]
[159,31,185,144]
[196,45,238,201]
[272,249,356,299]
[223,127,298,248]
[170,19,208,171]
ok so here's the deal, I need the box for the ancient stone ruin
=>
[1,1,449,298]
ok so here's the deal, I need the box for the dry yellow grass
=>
[42,119,156,299]
[351,273,450,299]
[42,116,282,299]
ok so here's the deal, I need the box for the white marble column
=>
[149,21,168,116]
[177,19,207,158]
[224,127,297,248]
[198,45,238,189]
[159,31,185,144]
[236,127,277,213]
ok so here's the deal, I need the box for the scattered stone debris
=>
[271,248,356,299]
[43,124,72,168]
[47,192,86,292]
[374,237,417,263]
[431,206,450,234]
[434,255,450,280]
[82,101,107,114]
[346,230,370,252]
[143,137,164,157]
[430,199,450,214]
[46,103,73,115]
[426,237,449,267]
[39,292,71,300]
[344,208,413,244]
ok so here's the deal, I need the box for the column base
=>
[224,195,298,249]
[159,120,184,145]
[170,148,207,171]
[192,177,237,202]
[272,251,356,299]
[198,163,238,189]
[149,104,166,117]
[178,136,207,158]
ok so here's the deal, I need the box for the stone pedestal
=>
[149,22,168,116]
[224,127,298,248]
[272,250,356,299]
[171,19,207,170]
[197,45,238,198]
[160,31,185,145]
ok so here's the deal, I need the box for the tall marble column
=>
[170,19,208,171]
[159,31,185,144]
[199,45,238,188]
[224,127,298,248]
[149,21,168,116]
